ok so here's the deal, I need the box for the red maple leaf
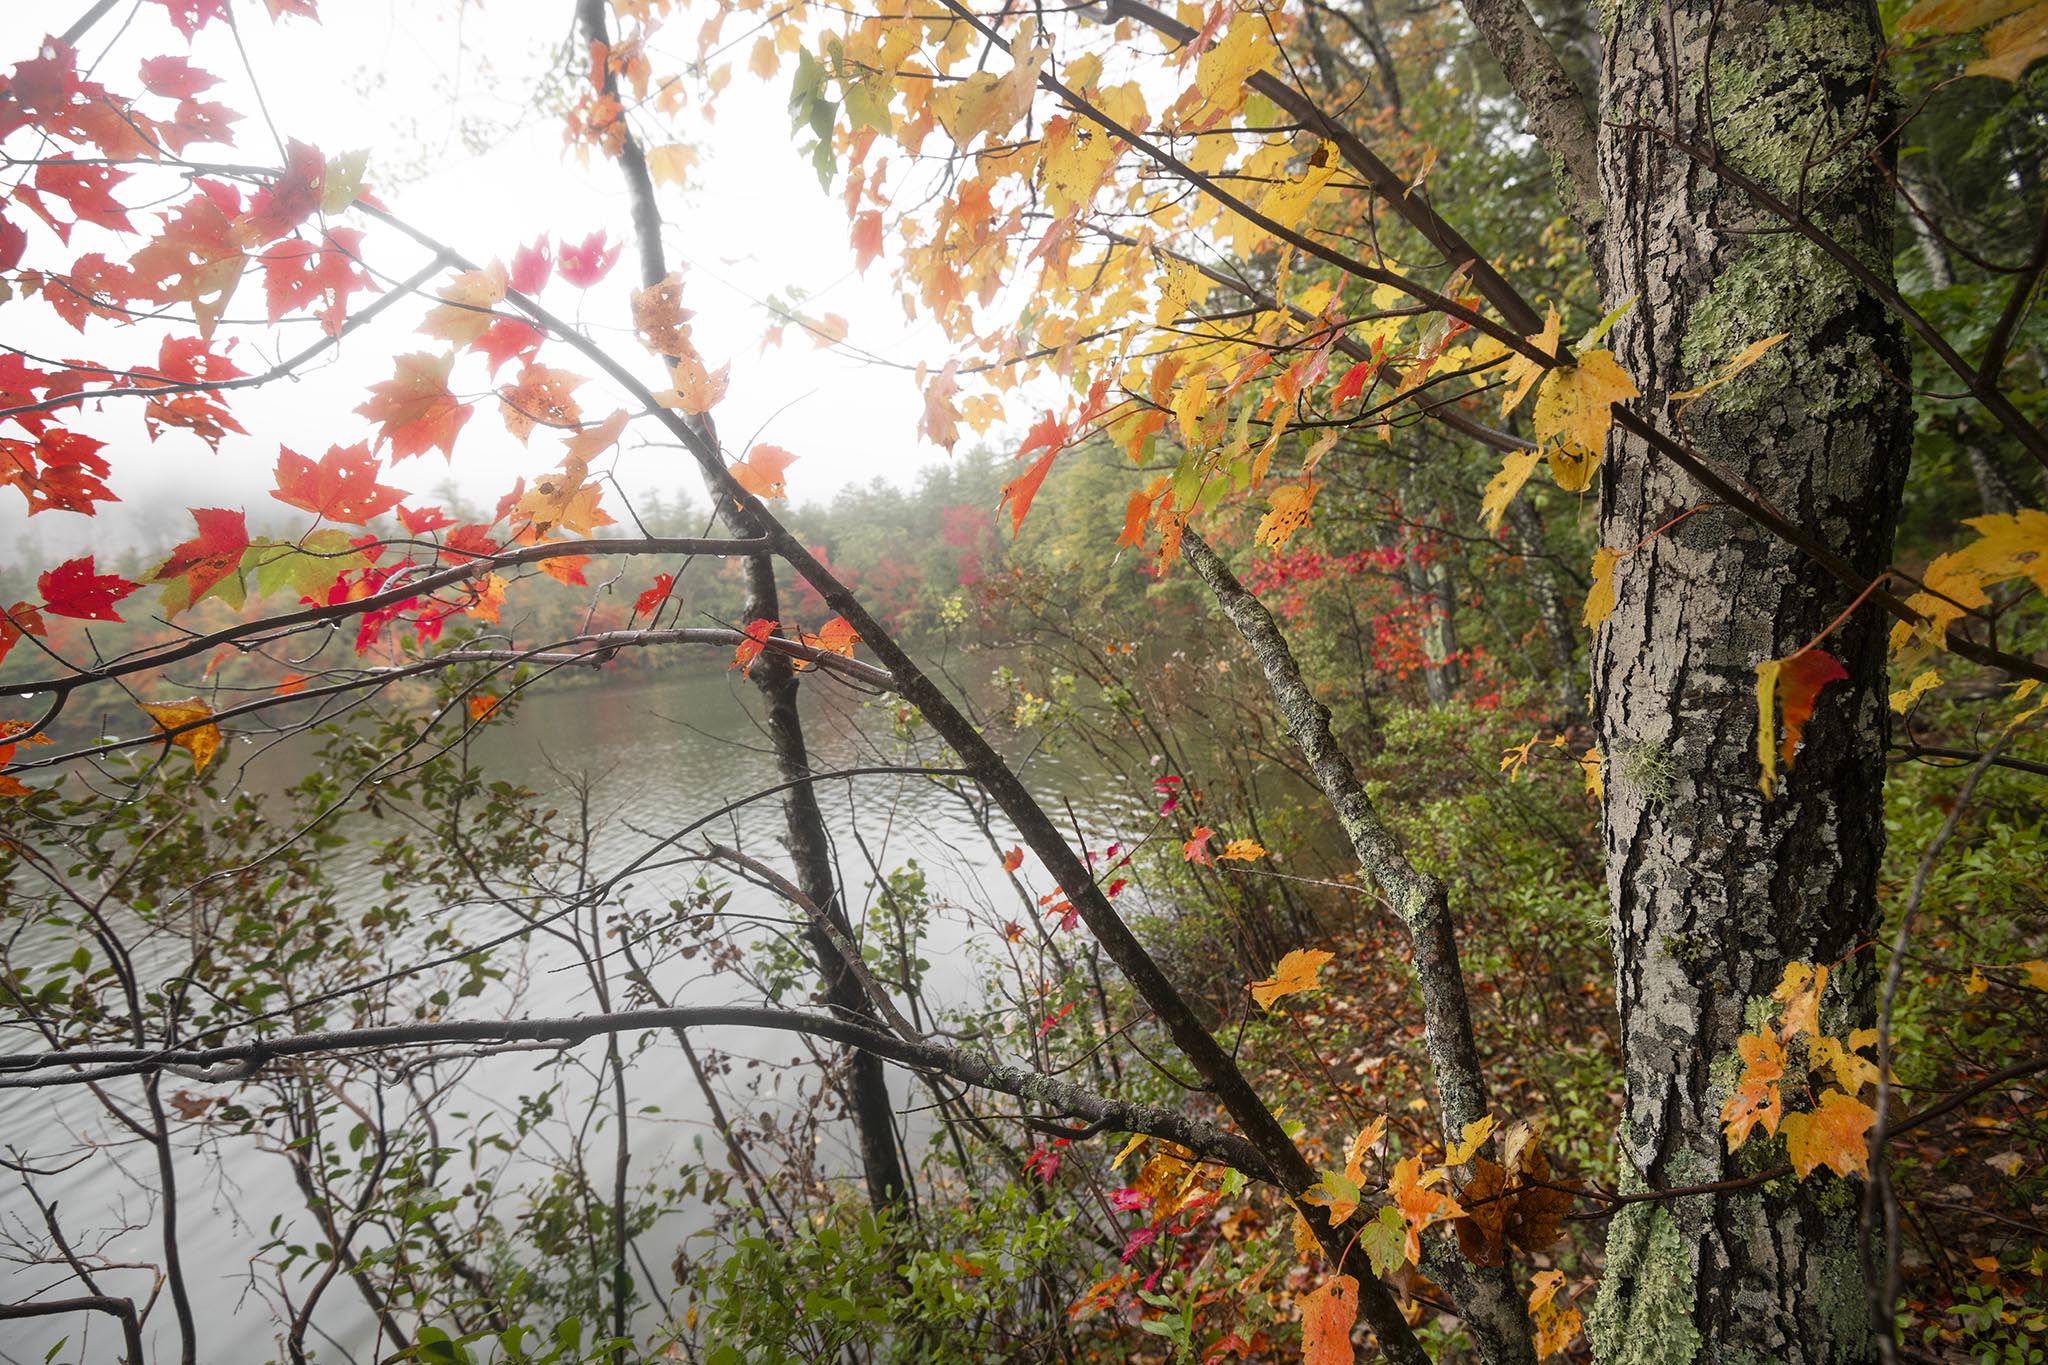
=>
[260,227,375,333]
[272,443,408,524]
[729,617,778,678]
[509,236,553,293]
[396,504,455,535]
[138,55,222,99]
[471,318,544,377]
[851,210,884,274]
[150,507,249,608]
[557,230,621,287]
[357,352,472,461]
[38,555,137,621]
[1,426,115,515]
[442,524,501,564]
[149,0,230,38]
[635,572,675,616]
[0,601,49,666]
[240,138,325,245]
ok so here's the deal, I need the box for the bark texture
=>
[1182,527,1536,1365]
[1459,0,1603,229]
[1589,3,1908,1361]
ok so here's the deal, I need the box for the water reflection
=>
[0,664,1147,1362]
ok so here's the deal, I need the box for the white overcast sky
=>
[3,0,1008,562]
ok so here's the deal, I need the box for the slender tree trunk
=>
[1589,3,1907,1360]
[573,0,906,1211]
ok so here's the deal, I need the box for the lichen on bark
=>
[1586,1203,1703,1365]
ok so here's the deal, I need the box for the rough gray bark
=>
[1587,3,1908,1361]
[1182,527,1536,1365]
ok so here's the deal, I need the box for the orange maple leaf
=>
[498,365,586,444]
[1249,947,1334,1010]
[998,449,1057,537]
[1781,1089,1875,1178]
[1001,846,1024,873]
[357,352,472,462]
[730,444,797,499]
[1298,1274,1358,1365]
[730,618,777,678]
[1388,1154,1464,1263]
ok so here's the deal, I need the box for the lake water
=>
[0,662,1157,1363]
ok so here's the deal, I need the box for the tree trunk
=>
[750,629,910,1208]
[1589,2,1907,1360]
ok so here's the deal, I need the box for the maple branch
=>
[1888,743,2048,779]
[1097,0,1550,337]
[0,1007,1275,1178]
[0,256,449,425]
[0,1295,145,1365]
[0,536,769,707]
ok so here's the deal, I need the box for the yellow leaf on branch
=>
[1532,350,1638,491]
[136,697,222,774]
[1479,449,1543,533]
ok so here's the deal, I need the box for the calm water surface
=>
[0,664,1153,1363]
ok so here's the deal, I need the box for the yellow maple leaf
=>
[1806,1034,1880,1093]
[1671,332,1788,404]
[1897,0,2035,34]
[1250,947,1335,1010]
[1954,508,2048,594]
[135,698,222,774]
[1217,837,1267,861]
[1578,747,1604,798]
[1479,449,1543,533]
[931,38,1047,147]
[1781,1089,1876,1178]
[1192,14,1279,113]
[420,262,508,348]
[1968,3,2048,79]
[1256,483,1317,549]
[1445,1114,1496,1166]
[1499,307,1559,417]
[1773,962,1829,1041]
[1532,350,1639,491]
[1582,547,1620,629]
[1889,668,1942,713]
